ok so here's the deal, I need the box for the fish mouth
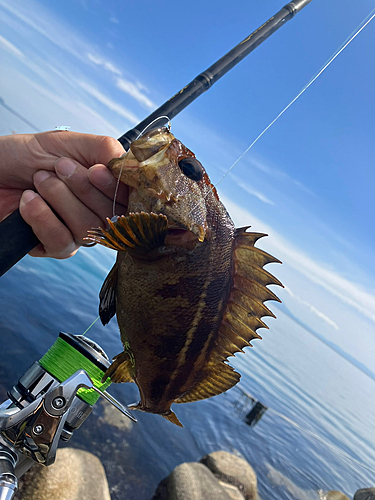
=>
[165,225,204,249]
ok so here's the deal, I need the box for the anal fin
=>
[103,351,134,383]
[176,362,240,404]
[85,212,168,252]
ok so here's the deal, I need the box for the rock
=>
[219,481,246,500]
[325,490,350,500]
[152,462,234,500]
[14,448,111,500]
[99,399,134,431]
[201,451,257,500]
[354,488,375,500]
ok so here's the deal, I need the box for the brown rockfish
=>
[86,127,282,426]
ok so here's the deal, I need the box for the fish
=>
[86,126,282,426]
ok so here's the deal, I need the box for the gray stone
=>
[354,488,375,500]
[201,451,257,500]
[325,490,350,500]
[14,448,111,500]
[152,462,234,500]
[99,399,134,431]
[219,481,246,500]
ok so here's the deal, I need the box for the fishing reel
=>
[0,332,135,500]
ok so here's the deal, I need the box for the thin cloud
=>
[227,172,275,205]
[0,34,24,58]
[77,80,140,124]
[222,196,375,325]
[87,53,122,76]
[76,103,122,138]
[3,68,122,136]
[248,156,315,197]
[234,180,275,205]
[0,0,88,61]
[116,78,155,110]
[109,16,119,24]
[284,285,340,330]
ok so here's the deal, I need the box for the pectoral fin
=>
[99,262,118,325]
[85,212,168,252]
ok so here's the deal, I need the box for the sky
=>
[1,0,375,373]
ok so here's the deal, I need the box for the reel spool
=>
[8,332,113,440]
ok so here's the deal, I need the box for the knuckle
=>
[34,173,64,198]
[97,135,124,162]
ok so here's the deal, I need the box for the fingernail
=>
[89,165,114,187]
[55,157,77,177]
[20,190,37,206]
[34,170,52,184]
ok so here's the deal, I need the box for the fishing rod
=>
[0,0,312,277]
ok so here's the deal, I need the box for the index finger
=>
[34,131,126,168]
[88,164,129,208]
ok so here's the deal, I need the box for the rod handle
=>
[0,210,38,277]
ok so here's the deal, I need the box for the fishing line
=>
[226,11,375,476]
[134,115,171,141]
[112,116,171,217]
[112,161,125,217]
[81,315,100,336]
[206,7,375,196]
[226,13,375,475]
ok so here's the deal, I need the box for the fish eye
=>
[178,158,203,182]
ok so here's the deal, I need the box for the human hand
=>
[0,130,128,258]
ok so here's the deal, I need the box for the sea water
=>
[0,246,374,500]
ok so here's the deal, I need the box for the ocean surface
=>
[0,246,374,500]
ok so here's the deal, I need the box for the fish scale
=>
[86,127,282,426]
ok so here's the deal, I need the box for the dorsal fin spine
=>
[228,301,269,330]
[233,284,278,318]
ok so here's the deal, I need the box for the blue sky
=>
[1,0,375,372]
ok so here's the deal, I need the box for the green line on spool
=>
[39,337,111,405]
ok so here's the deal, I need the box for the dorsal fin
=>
[215,228,282,362]
[174,228,282,405]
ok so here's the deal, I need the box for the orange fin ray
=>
[85,212,168,252]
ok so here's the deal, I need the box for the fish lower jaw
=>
[165,226,202,249]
